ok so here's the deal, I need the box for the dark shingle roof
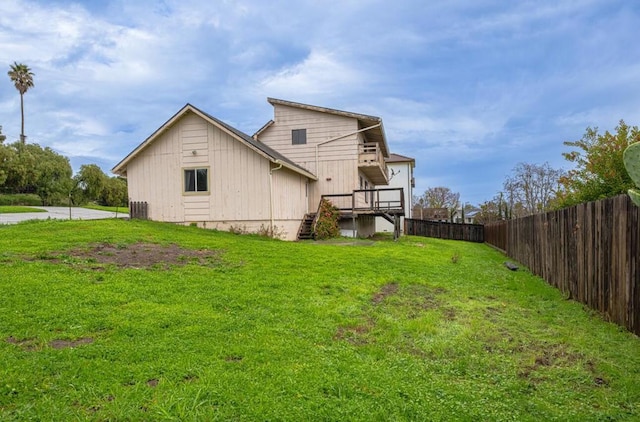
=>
[112,103,316,180]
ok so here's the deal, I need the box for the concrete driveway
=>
[0,207,129,224]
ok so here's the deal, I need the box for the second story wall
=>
[258,104,362,210]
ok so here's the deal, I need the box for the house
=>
[113,98,406,240]
[375,153,415,234]
[254,98,405,238]
[412,206,449,221]
[454,207,480,224]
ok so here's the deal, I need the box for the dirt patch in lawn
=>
[333,316,376,345]
[517,342,607,386]
[49,337,94,349]
[372,282,399,304]
[335,283,450,345]
[39,242,224,269]
[6,336,38,351]
[6,336,94,351]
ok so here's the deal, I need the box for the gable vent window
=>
[184,168,209,193]
[292,129,307,145]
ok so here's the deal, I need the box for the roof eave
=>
[113,103,317,181]
[275,160,317,181]
[268,97,382,123]
[112,103,193,175]
[253,120,274,140]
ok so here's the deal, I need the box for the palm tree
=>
[8,62,35,143]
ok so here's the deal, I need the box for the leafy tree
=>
[100,176,128,207]
[7,62,34,143]
[70,165,128,207]
[417,186,460,222]
[2,142,39,192]
[0,142,72,205]
[73,164,107,204]
[34,151,73,205]
[474,193,510,224]
[558,120,640,207]
[0,131,13,186]
[503,162,564,215]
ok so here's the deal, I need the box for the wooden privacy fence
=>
[405,219,485,243]
[485,194,640,336]
[129,201,148,220]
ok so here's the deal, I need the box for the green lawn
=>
[0,219,638,421]
[0,206,46,213]
[82,204,129,213]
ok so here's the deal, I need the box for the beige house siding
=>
[257,104,363,211]
[125,111,307,240]
[127,121,184,222]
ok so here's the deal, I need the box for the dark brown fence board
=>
[129,201,148,220]
[484,194,640,336]
[405,219,484,243]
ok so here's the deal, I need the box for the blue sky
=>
[1,0,639,206]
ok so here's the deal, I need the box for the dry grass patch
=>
[29,242,224,269]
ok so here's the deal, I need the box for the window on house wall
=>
[184,168,209,193]
[292,129,307,145]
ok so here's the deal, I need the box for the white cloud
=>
[0,0,637,204]
[259,50,364,101]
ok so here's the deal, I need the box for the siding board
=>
[125,110,308,239]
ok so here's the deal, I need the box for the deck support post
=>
[352,215,357,238]
[394,215,400,241]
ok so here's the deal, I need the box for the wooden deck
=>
[320,188,405,216]
[321,188,405,239]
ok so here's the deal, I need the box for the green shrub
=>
[0,193,42,206]
[314,198,340,239]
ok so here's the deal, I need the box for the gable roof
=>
[386,153,415,166]
[263,98,390,157]
[112,104,316,180]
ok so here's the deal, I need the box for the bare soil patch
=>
[517,343,606,385]
[44,242,224,269]
[335,283,450,345]
[6,336,94,350]
[333,317,376,345]
[49,337,94,349]
[372,282,399,304]
[6,336,38,351]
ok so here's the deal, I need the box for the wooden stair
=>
[297,213,316,240]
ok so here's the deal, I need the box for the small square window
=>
[292,129,306,145]
[184,168,208,193]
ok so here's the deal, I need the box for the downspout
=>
[269,162,283,232]
[314,123,382,176]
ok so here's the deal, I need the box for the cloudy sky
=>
[1,0,639,205]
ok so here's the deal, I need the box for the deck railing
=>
[358,143,388,184]
[321,188,404,214]
[358,143,384,166]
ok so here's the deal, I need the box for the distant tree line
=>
[0,139,127,207]
[414,120,640,224]
[1,61,126,207]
